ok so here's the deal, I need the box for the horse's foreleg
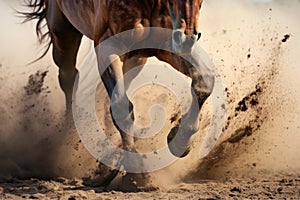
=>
[95,40,148,189]
[47,1,83,112]
[95,42,136,152]
[156,51,215,157]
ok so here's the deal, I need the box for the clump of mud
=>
[24,70,49,96]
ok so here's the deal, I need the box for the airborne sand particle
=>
[281,34,291,43]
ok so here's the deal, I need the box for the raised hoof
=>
[167,126,191,158]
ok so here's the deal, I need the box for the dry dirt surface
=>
[1,0,300,199]
[0,175,299,199]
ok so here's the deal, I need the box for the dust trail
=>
[0,68,61,179]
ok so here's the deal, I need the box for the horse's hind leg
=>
[46,1,82,112]
[156,51,215,158]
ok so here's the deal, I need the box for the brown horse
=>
[23,0,214,185]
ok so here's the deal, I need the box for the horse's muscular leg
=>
[96,49,148,190]
[95,36,148,178]
[47,0,82,112]
[96,47,135,152]
[47,2,121,187]
[156,51,215,157]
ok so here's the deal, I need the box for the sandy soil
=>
[0,0,300,199]
[1,175,299,199]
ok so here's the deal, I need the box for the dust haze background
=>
[0,0,299,186]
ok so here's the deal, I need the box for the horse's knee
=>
[192,71,215,105]
[58,69,78,88]
[110,96,135,133]
[203,72,215,95]
[58,69,78,111]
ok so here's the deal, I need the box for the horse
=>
[23,0,215,187]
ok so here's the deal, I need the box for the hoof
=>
[167,127,191,158]
[83,164,119,187]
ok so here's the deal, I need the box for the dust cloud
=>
[188,0,300,180]
[149,0,300,187]
[0,0,299,189]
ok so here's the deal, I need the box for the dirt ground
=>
[0,0,300,199]
[0,174,299,199]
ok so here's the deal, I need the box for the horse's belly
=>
[57,0,95,39]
